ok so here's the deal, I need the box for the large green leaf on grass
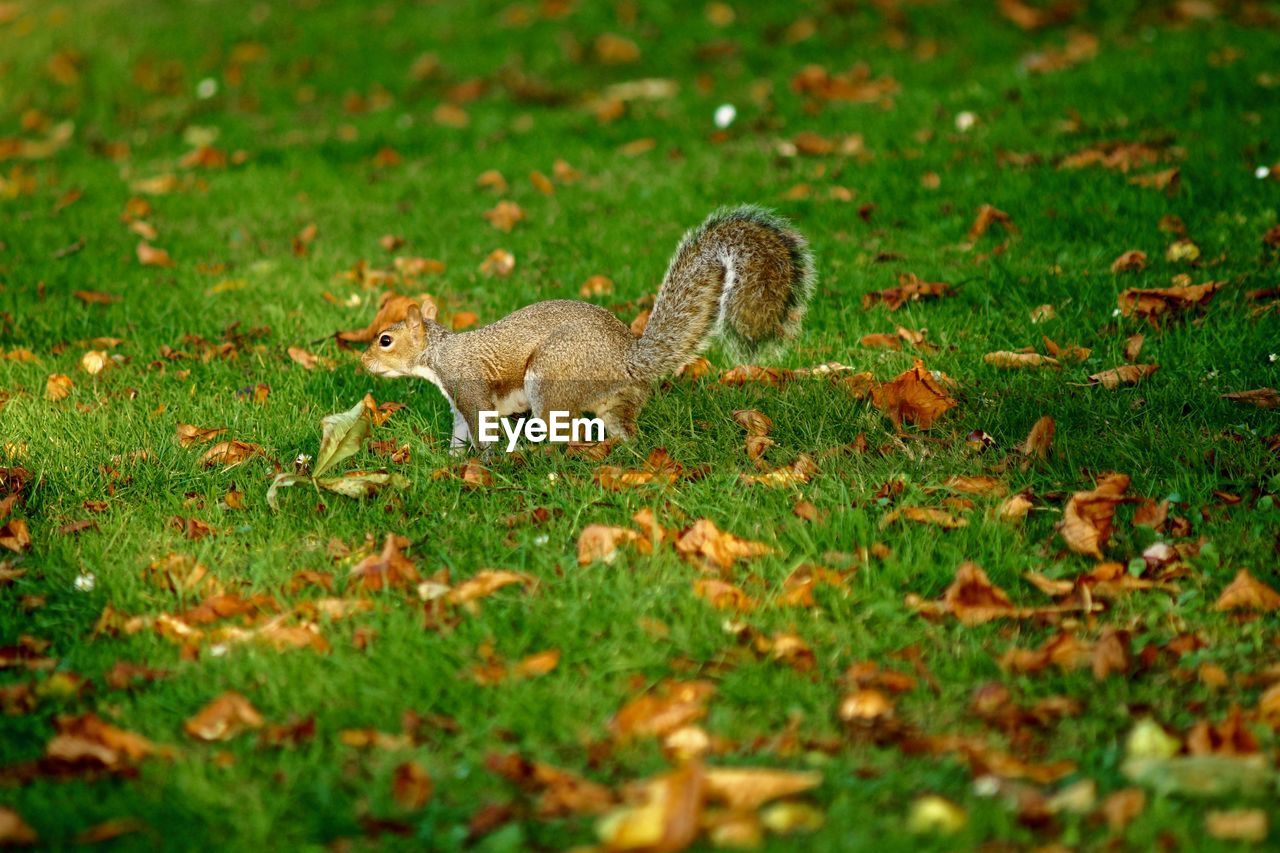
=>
[313,399,372,478]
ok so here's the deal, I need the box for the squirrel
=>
[359,205,814,451]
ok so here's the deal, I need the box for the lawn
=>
[2,0,1280,848]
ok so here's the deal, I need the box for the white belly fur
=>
[495,387,530,415]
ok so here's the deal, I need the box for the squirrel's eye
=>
[378,334,393,348]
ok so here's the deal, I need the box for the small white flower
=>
[196,78,219,100]
[1111,308,1122,317]
[713,104,737,129]
[955,111,977,132]
[1256,165,1271,179]
[1270,353,1278,363]
[546,472,558,483]
[209,644,229,657]
[534,534,549,546]
[74,573,96,592]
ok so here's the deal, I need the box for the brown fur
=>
[361,206,813,450]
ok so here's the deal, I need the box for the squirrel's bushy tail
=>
[627,205,814,380]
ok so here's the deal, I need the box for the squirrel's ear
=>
[420,300,438,322]
[405,304,424,329]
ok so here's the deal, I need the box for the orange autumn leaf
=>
[512,649,560,679]
[479,248,516,277]
[1111,250,1148,273]
[450,311,479,331]
[1118,281,1223,323]
[983,351,1059,369]
[966,204,1018,241]
[704,767,823,811]
[577,524,640,565]
[45,373,73,400]
[45,713,158,772]
[1213,569,1280,612]
[883,506,969,529]
[870,359,957,430]
[609,680,716,741]
[483,200,525,232]
[862,273,953,311]
[183,692,264,741]
[943,476,1007,496]
[1020,415,1054,459]
[349,533,420,591]
[176,424,226,447]
[136,241,174,267]
[943,562,1015,625]
[446,569,532,605]
[1221,388,1280,409]
[740,454,818,487]
[198,440,265,469]
[392,760,434,810]
[674,519,774,570]
[1059,473,1130,559]
[692,579,756,612]
[579,275,614,297]
[1087,364,1159,389]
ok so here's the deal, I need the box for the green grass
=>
[2,0,1280,848]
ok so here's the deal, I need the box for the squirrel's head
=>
[360,302,437,378]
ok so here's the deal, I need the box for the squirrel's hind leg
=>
[594,385,647,441]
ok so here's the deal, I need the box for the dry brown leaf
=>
[1059,473,1130,558]
[1021,415,1055,460]
[860,333,901,350]
[884,506,968,529]
[392,760,434,810]
[967,204,1018,241]
[579,275,614,297]
[287,346,319,369]
[45,713,157,772]
[943,476,1007,496]
[732,409,773,437]
[594,33,641,64]
[675,519,775,570]
[692,579,756,612]
[596,762,705,852]
[446,569,531,605]
[704,767,823,811]
[183,692,263,741]
[512,649,560,679]
[944,562,1016,625]
[1205,810,1267,843]
[1214,569,1280,612]
[1124,333,1145,362]
[741,455,818,487]
[1087,364,1159,389]
[0,807,37,845]
[175,424,225,447]
[610,680,716,741]
[46,373,73,401]
[1118,281,1222,322]
[871,360,957,430]
[349,533,419,591]
[577,524,640,565]
[1110,250,1148,273]
[1221,388,1280,409]
[1101,788,1146,833]
[136,241,174,267]
[479,249,515,277]
[483,200,525,232]
[984,351,1060,369]
[862,273,953,311]
[198,440,265,469]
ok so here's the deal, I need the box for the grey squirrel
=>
[360,205,814,449]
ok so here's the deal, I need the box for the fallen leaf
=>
[871,360,958,430]
[741,455,819,487]
[199,440,265,469]
[692,579,756,612]
[596,762,705,852]
[862,274,953,311]
[1087,364,1159,389]
[483,200,525,232]
[45,373,73,400]
[136,242,174,267]
[1059,473,1130,558]
[610,680,716,741]
[1205,809,1267,843]
[1111,250,1148,273]
[350,534,419,591]
[675,519,774,570]
[176,424,226,447]
[479,249,516,277]
[512,649,560,679]
[704,768,822,811]
[287,346,319,369]
[1118,281,1222,323]
[1214,569,1280,612]
[984,351,1059,369]
[967,204,1017,241]
[184,692,264,741]
[1020,415,1055,459]
[577,524,640,565]
[580,275,614,297]
[44,713,157,773]
[392,760,434,810]
[445,569,532,605]
[883,506,969,529]
[1222,388,1280,409]
[944,562,1015,624]
[0,808,36,845]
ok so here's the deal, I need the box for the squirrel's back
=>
[627,206,814,379]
